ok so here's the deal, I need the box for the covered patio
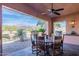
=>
[0,3,79,56]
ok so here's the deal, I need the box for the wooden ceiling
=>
[2,3,79,20]
[24,3,79,17]
[53,3,79,17]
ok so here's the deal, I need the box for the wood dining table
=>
[31,35,54,56]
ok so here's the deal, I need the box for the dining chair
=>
[45,36,53,56]
[36,36,46,56]
[53,36,63,56]
[31,32,37,54]
[60,36,64,54]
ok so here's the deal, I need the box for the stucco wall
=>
[64,35,79,45]
[52,13,79,34]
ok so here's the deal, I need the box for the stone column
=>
[48,18,54,36]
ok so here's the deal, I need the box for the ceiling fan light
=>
[47,9,51,12]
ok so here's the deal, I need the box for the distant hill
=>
[2,25,17,31]
[2,25,38,31]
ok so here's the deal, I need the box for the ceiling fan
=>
[42,8,64,16]
[51,8,64,15]
[41,4,64,16]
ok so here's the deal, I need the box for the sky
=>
[2,6,41,26]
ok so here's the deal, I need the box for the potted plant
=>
[37,28,45,36]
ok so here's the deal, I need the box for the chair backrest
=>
[36,36,45,50]
[45,35,48,39]
[54,36,63,48]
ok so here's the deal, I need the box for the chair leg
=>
[36,48,39,56]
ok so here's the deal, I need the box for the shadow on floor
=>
[63,43,79,56]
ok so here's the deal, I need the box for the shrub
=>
[2,34,10,39]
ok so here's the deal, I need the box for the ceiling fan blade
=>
[54,12,60,15]
[55,8,64,11]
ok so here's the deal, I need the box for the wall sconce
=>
[70,17,77,35]
[70,18,75,28]
[70,21,75,25]
[70,20,75,25]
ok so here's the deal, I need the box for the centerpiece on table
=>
[37,28,45,37]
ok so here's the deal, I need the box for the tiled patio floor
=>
[2,39,79,56]
[63,43,79,56]
[4,44,79,56]
[2,39,32,56]
[7,47,35,56]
